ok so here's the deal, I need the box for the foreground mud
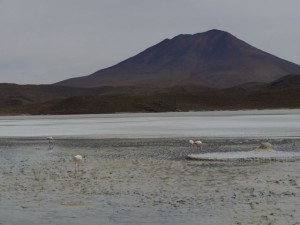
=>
[0,138,300,225]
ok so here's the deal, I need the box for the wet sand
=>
[0,138,300,225]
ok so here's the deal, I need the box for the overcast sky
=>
[1,0,300,84]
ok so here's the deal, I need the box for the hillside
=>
[4,84,300,115]
[0,83,159,108]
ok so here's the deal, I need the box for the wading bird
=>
[74,155,83,172]
[258,142,273,150]
[46,136,54,149]
[189,139,195,147]
[189,139,202,150]
[46,136,54,144]
[194,140,202,150]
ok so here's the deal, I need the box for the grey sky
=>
[1,0,300,84]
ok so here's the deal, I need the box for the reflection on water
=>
[0,109,300,138]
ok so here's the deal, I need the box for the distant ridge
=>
[2,74,300,115]
[56,29,300,88]
[267,74,300,89]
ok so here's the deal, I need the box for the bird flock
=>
[189,139,202,150]
[46,136,84,173]
[44,136,273,173]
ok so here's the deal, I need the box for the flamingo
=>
[189,139,202,150]
[46,136,54,149]
[46,136,54,144]
[189,139,195,147]
[74,155,83,172]
[258,142,273,150]
[194,140,202,150]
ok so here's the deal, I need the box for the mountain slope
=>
[266,74,300,89]
[56,29,300,88]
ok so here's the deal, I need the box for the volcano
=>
[56,29,300,88]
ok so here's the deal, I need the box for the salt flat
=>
[0,109,300,138]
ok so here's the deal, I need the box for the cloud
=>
[0,0,300,84]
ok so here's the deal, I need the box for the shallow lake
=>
[0,109,300,138]
[1,110,300,225]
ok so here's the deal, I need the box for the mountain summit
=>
[56,29,300,88]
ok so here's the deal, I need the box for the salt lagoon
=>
[1,109,300,138]
[1,110,300,225]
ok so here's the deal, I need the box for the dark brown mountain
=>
[230,74,300,91]
[56,29,300,89]
[266,74,300,89]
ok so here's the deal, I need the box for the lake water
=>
[0,109,300,138]
[1,110,300,225]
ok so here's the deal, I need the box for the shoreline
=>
[1,108,300,119]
